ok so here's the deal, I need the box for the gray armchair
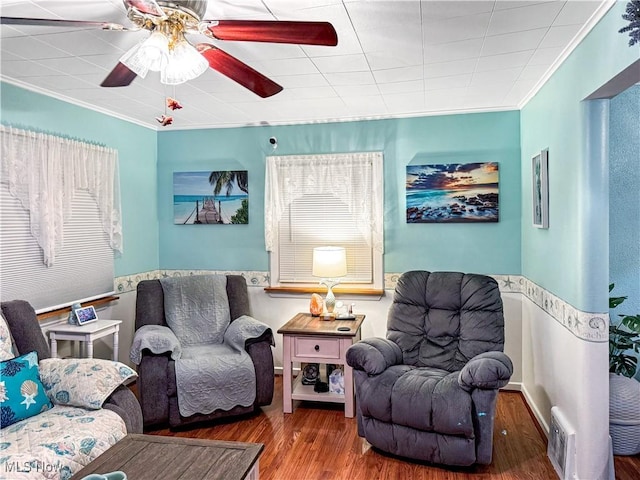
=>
[0,300,143,434]
[346,271,513,466]
[133,275,275,429]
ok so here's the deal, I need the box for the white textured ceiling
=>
[1,0,612,130]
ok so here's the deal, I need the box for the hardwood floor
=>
[138,376,640,480]
[615,455,640,480]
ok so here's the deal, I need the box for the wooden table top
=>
[277,312,365,337]
[71,434,263,480]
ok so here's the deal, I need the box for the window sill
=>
[37,295,120,322]
[264,286,384,298]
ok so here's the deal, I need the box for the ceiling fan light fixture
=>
[161,37,208,85]
[7,1,337,94]
[119,31,169,77]
[141,31,170,72]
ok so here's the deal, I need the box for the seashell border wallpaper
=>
[115,270,608,343]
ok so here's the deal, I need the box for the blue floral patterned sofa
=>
[1,300,142,480]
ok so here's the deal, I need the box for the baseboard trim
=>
[522,383,550,437]
[504,381,523,392]
[275,366,300,376]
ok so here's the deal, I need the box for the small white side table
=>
[277,312,364,418]
[48,319,122,361]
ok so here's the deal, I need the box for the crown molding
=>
[3,75,518,132]
[0,76,158,131]
[517,0,617,110]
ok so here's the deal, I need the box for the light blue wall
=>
[610,84,640,380]
[157,111,521,274]
[0,82,160,277]
[520,1,639,311]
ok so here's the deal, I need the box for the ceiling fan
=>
[0,0,338,98]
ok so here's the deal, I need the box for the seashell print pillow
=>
[0,351,53,428]
[0,312,15,361]
[38,358,137,410]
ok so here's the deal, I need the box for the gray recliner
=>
[134,275,275,429]
[346,271,513,466]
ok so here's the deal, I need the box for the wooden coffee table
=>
[71,434,263,480]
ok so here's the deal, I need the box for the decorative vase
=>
[320,279,339,313]
[310,293,323,316]
[67,303,82,325]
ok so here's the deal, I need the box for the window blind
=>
[267,152,382,287]
[278,193,373,283]
[0,184,115,313]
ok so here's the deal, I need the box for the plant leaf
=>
[621,314,640,333]
[610,295,627,309]
[610,355,638,377]
[608,284,639,376]
[621,356,638,378]
[617,339,635,350]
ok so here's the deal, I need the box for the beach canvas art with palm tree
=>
[173,171,249,224]
[406,162,499,223]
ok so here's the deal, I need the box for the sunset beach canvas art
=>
[173,171,248,225]
[406,162,499,223]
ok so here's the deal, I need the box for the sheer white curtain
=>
[0,125,123,266]
[264,151,384,254]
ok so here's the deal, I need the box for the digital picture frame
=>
[75,305,98,325]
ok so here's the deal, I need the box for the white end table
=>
[48,319,122,361]
[277,312,365,418]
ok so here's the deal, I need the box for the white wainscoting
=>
[111,269,611,479]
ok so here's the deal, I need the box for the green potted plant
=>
[609,283,640,377]
[608,283,640,456]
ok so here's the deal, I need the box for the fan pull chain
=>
[156,85,182,126]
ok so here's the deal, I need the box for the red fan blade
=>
[206,20,338,46]
[125,0,165,17]
[101,63,137,87]
[196,44,283,98]
[0,16,130,31]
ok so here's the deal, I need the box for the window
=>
[265,152,383,289]
[0,186,115,312]
[0,126,121,313]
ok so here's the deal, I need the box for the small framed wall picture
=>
[75,305,98,325]
[532,148,549,229]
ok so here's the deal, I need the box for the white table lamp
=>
[312,246,347,314]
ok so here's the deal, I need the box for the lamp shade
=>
[119,31,169,78]
[119,31,208,86]
[161,36,209,85]
[312,246,347,278]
